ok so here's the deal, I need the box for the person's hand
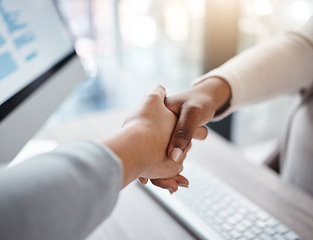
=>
[122,85,185,179]
[104,85,188,188]
[166,77,231,162]
[138,77,231,193]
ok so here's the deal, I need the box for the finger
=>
[165,96,183,116]
[173,174,189,188]
[138,177,148,185]
[178,143,191,163]
[193,126,208,140]
[168,104,204,162]
[151,178,179,194]
[150,174,189,193]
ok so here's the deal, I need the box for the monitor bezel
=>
[0,50,76,122]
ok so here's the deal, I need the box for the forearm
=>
[0,141,122,240]
[194,18,313,119]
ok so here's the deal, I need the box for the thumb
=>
[149,85,166,99]
[168,104,204,162]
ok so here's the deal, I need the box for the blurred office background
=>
[51,0,313,164]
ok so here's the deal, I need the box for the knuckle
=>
[146,92,161,101]
[176,129,192,141]
[185,104,204,116]
[156,84,165,91]
[175,129,192,148]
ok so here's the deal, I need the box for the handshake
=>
[104,78,231,193]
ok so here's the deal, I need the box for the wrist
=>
[193,76,231,116]
[103,125,148,188]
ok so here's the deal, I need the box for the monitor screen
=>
[0,0,85,163]
[0,0,74,121]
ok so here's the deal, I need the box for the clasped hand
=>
[120,85,210,193]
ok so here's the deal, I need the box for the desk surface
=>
[37,111,313,240]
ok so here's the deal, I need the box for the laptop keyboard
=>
[142,162,301,240]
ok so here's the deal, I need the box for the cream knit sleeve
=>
[193,17,313,120]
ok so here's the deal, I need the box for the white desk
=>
[36,111,313,240]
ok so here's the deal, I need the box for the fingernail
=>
[178,183,189,188]
[167,188,174,194]
[171,148,183,162]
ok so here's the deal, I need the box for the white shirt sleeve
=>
[0,140,123,240]
[194,17,313,120]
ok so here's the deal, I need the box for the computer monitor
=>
[0,0,85,163]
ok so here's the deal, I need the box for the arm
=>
[0,141,121,240]
[167,17,313,160]
[194,17,313,120]
[0,86,182,240]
